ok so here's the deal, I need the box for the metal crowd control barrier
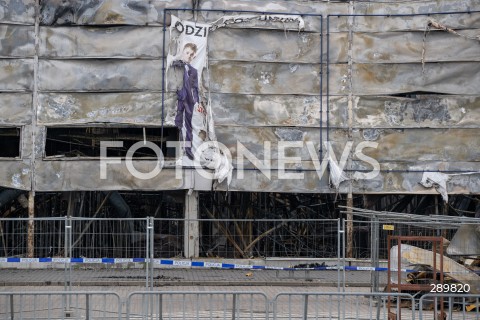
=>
[126,291,269,320]
[272,292,415,320]
[0,291,122,320]
[419,293,480,320]
[10,290,480,320]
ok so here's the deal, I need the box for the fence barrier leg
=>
[86,294,90,320]
[232,294,237,320]
[159,294,163,320]
[303,295,308,320]
[10,294,14,320]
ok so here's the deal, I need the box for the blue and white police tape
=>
[0,257,416,272]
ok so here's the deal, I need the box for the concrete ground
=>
[0,267,386,287]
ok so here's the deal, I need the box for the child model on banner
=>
[172,42,207,161]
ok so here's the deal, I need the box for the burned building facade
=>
[0,0,479,259]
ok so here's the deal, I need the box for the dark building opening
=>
[0,127,21,158]
[45,126,179,158]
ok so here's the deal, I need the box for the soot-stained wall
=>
[0,0,479,195]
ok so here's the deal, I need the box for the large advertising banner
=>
[166,15,233,184]
[166,14,305,185]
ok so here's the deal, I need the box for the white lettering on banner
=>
[173,260,192,267]
[20,258,38,263]
[356,266,373,271]
[234,264,253,269]
[266,266,283,270]
[0,258,7,263]
[205,262,222,268]
[52,258,69,263]
[83,258,102,263]
[114,258,132,263]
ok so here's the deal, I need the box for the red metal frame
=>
[387,236,444,320]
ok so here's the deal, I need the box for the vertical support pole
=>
[64,216,72,312]
[387,236,392,315]
[149,217,154,291]
[29,0,39,245]
[64,217,68,291]
[441,196,448,239]
[145,217,152,290]
[346,193,353,258]
[66,193,73,295]
[184,190,199,258]
[439,238,445,320]
[345,1,355,262]
[371,216,381,320]
[371,215,379,292]
[342,218,346,292]
[337,219,342,291]
[68,217,72,292]
[27,191,35,258]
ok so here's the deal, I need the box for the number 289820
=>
[430,283,470,293]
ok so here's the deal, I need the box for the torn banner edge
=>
[419,171,479,203]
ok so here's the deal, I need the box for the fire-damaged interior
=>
[0,128,21,158]
[1,190,479,259]
[45,126,179,158]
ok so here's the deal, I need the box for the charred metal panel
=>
[38,60,162,91]
[349,160,480,173]
[354,128,480,162]
[0,0,478,194]
[0,59,33,91]
[350,171,426,194]
[33,126,44,159]
[211,94,328,127]
[352,30,480,64]
[215,127,348,160]
[0,160,31,190]
[34,161,189,191]
[39,26,164,58]
[353,95,480,128]
[215,169,331,193]
[332,9,480,32]
[329,33,349,64]
[352,0,479,17]
[40,0,192,26]
[207,61,321,95]
[350,62,480,95]
[37,92,165,124]
[208,28,324,63]
[447,225,480,256]
[351,171,480,195]
[0,0,35,25]
[0,25,35,58]
[0,93,32,124]
[323,63,348,96]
